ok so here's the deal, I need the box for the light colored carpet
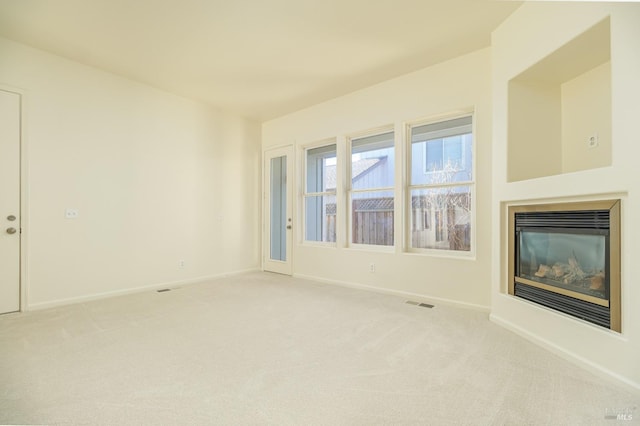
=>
[0,272,638,425]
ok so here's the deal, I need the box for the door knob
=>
[286,225,292,230]
[7,215,16,221]
[6,227,16,235]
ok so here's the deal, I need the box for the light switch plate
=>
[65,208,79,219]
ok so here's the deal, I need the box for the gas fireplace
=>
[508,200,621,331]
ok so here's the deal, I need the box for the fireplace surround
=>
[508,200,621,332]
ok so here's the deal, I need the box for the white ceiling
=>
[0,0,522,121]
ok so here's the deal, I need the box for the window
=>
[425,138,465,173]
[304,143,337,243]
[349,131,395,246]
[408,115,473,252]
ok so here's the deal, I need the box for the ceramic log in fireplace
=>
[508,200,621,332]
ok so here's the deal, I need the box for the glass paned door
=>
[264,146,293,275]
[270,155,287,261]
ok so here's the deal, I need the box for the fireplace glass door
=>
[517,230,608,300]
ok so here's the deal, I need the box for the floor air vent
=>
[406,301,434,308]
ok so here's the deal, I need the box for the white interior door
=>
[263,146,293,275]
[0,89,21,314]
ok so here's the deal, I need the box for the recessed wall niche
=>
[507,18,611,182]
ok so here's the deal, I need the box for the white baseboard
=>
[490,313,640,394]
[27,268,260,311]
[293,273,490,313]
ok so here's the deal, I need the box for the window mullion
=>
[409,181,473,191]
[305,191,335,197]
[350,187,394,194]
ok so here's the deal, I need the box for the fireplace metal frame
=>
[508,200,621,332]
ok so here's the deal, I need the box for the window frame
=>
[346,126,396,250]
[302,139,338,246]
[406,112,476,257]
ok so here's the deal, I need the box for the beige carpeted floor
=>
[1,272,638,425]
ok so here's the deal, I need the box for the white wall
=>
[561,61,612,173]
[507,80,562,182]
[0,37,262,308]
[491,3,640,389]
[262,49,493,309]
